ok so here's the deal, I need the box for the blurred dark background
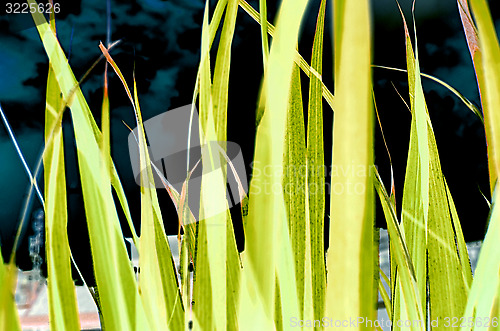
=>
[0,0,498,285]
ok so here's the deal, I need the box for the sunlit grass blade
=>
[191,1,235,329]
[44,55,80,330]
[306,0,327,325]
[326,0,376,324]
[29,4,149,329]
[209,2,242,328]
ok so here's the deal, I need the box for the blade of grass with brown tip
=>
[467,0,500,207]
[458,0,498,194]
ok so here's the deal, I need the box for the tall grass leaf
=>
[192,1,231,329]
[307,0,327,326]
[397,7,469,328]
[0,258,20,331]
[44,59,80,330]
[326,0,376,324]
[458,0,499,194]
[395,7,429,326]
[283,64,306,319]
[239,0,308,327]
[209,2,242,326]
[29,4,149,329]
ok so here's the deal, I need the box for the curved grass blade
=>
[373,65,483,123]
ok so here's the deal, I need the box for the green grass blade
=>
[307,0,327,326]
[396,8,470,328]
[240,0,308,327]
[283,64,307,319]
[326,0,376,324]
[29,5,149,329]
[209,3,243,325]
[44,61,80,331]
